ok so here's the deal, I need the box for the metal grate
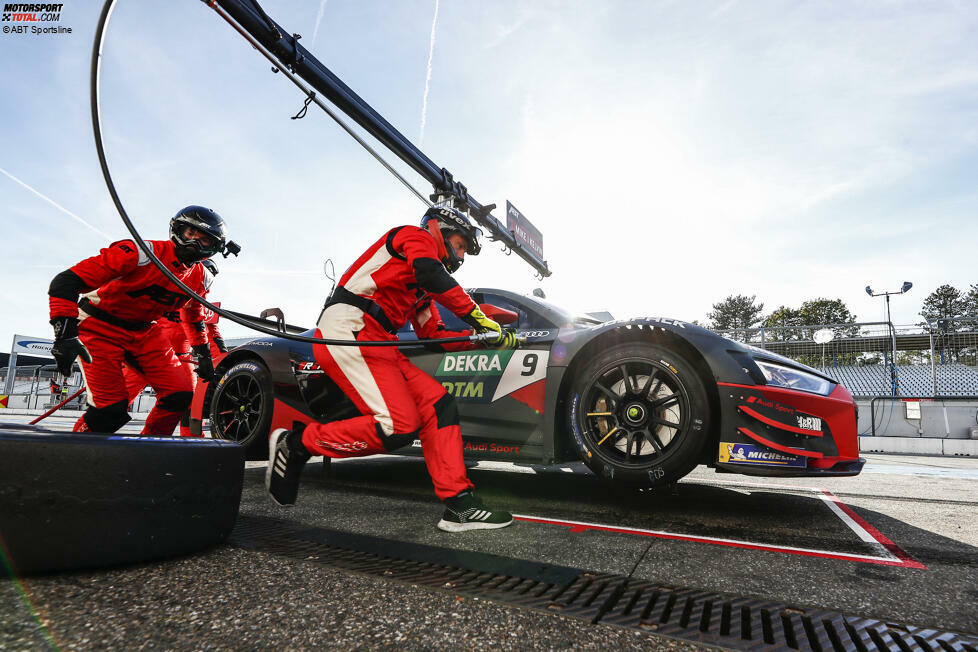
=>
[228,515,978,651]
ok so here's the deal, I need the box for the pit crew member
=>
[122,258,228,436]
[266,206,519,532]
[47,206,230,436]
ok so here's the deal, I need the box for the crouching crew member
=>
[122,258,228,436]
[266,206,520,532]
[47,206,230,436]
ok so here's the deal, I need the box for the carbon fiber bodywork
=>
[190,288,864,479]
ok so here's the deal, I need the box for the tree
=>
[762,306,802,342]
[797,298,857,327]
[962,283,978,318]
[708,295,764,341]
[920,284,965,325]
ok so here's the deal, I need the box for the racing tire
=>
[0,424,244,575]
[209,361,275,459]
[566,343,711,488]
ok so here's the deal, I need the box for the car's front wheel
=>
[209,361,274,457]
[566,343,711,487]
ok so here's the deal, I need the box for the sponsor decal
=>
[796,415,822,431]
[718,442,806,467]
[464,441,522,454]
[12,334,54,357]
[441,380,485,399]
[438,350,511,376]
[436,350,549,405]
[746,394,796,415]
[505,201,544,259]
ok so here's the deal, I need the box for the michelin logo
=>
[719,442,806,467]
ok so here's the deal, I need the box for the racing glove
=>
[213,337,228,354]
[192,344,215,382]
[50,317,92,376]
[461,307,504,345]
[493,331,521,350]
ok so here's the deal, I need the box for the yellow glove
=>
[462,307,503,344]
[493,331,521,350]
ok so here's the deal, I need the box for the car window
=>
[476,293,553,330]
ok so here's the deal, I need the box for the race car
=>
[189,288,864,487]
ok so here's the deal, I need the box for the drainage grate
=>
[228,515,978,652]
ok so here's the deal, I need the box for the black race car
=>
[190,289,863,487]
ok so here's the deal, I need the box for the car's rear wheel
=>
[567,343,711,487]
[209,361,274,457]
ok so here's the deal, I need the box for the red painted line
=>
[819,490,927,570]
[512,514,920,568]
[738,404,823,436]
[738,427,824,458]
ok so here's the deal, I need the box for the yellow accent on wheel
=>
[596,426,619,446]
[586,411,613,417]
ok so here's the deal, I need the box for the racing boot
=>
[266,422,311,506]
[437,490,514,532]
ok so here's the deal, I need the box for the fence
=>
[0,365,156,413]
[714,316,978,399]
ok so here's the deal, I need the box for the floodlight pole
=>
[865,282,913,395]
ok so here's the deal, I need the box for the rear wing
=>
[207,0,551,278]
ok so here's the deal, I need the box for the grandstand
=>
[815,363,978,399]
[717,318,978,399]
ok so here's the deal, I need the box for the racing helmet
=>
[170,205,228,264]
[420,206,482,273]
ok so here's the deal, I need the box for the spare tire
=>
[0,424,244,575]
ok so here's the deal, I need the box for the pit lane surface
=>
[2,416,976,649]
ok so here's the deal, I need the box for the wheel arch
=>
[553,324,722,462]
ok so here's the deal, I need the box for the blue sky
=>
[2,0,977,349]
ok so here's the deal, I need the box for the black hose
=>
[89,0,479,349]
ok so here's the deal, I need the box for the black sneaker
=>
[265,423,311,507]
[437,490,514,532]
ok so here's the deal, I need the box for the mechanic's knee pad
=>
[433,393,459,428]
[156,391,193,413]
[83,400,131,433]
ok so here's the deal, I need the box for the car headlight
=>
[754,359,833,396]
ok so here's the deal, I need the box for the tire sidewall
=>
[209,360,274,450]
[566,343,710,487]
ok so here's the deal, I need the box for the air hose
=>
[89,0,497,349]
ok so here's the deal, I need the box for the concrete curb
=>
[859,436,978,456]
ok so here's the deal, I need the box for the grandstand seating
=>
[816,363,978,398]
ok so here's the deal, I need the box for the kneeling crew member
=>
[47,206,230,436]
[266,206,519,532]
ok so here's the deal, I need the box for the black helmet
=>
[420,206,482,273]
[170,205,228,264]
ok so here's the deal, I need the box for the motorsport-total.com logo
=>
[2,3,71,35]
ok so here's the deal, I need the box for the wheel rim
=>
[212,374,265,444]
[580,357,691,468]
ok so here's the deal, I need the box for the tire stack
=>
[0,423,244,575]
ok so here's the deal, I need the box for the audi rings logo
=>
[3,2,72,35]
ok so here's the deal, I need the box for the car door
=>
[403,292,557,461]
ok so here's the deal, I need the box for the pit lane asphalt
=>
[2,417,976,649]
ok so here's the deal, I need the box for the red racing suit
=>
[122,294,224,435]
[48,239,209,435]
[307,225,479,500]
